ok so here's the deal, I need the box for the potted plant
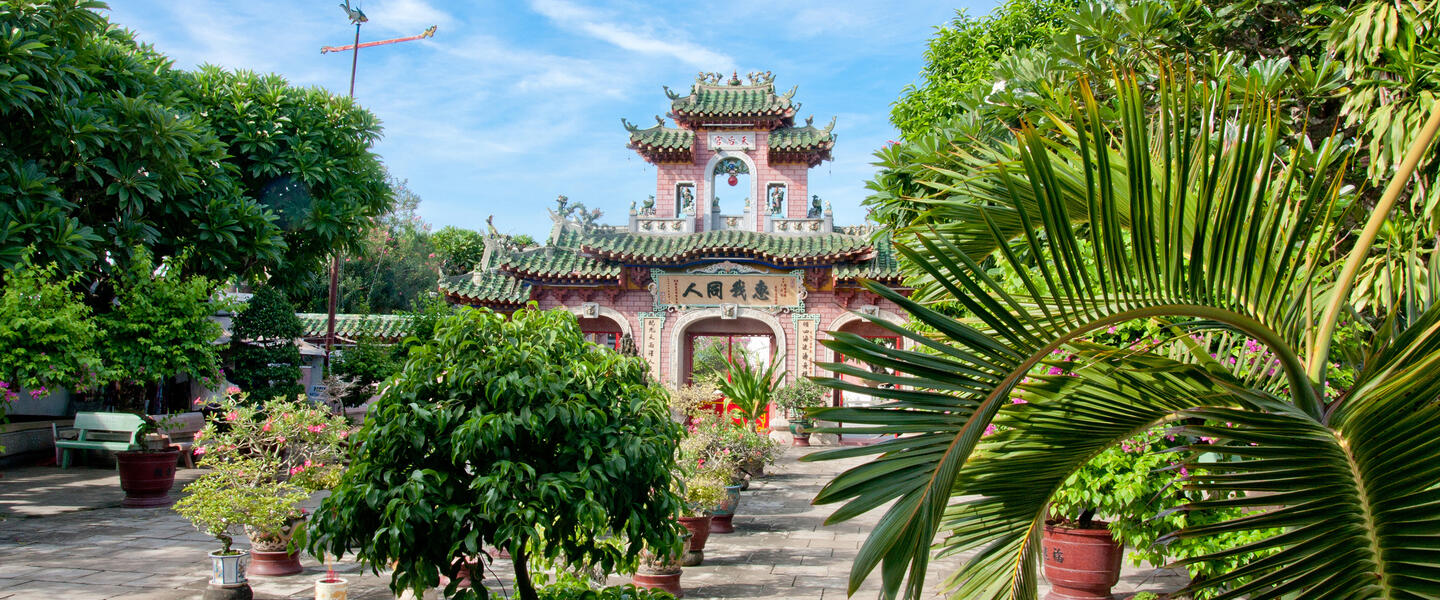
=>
[674,440,730,566]
[773,378,826,446]
[174,468,308,599]
[99,251,226,507]
[632,534,690,598]
[716,352,785,432]
[190,393,349,576]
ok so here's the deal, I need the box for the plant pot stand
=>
[202,584,254,600]
[678,515,713,566]
[709,514,735,534]
[116,449,180,508]
[1041,523,1123,600]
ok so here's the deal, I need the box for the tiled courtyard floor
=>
[0,448,1185,599]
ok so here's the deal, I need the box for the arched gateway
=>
[438,71,909,428]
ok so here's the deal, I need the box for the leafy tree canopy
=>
[309,307,684,600]
[0,0,392,295]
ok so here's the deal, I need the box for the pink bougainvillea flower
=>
[289,465,304,475]
[1047,366,1064,376]
[224,411,239,422]
[339,430,349,439]
[193,447,206,455]
[226,386,240,395]
[983,424,998,437]
[1011,397,1027,404]
[276,436,286,444]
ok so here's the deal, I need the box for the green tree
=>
[0,0,391,296]
[431,226,486,275]
[309,307,685,600]
[889,0,1078,138]
[99,250,225,414]
[0,259,104,397]
[812,76,1440,600]
[230,286,305,403]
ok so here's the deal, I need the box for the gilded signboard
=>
[652,270,803,311]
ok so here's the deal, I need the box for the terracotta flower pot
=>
[709,484,742,533]
[1041,523,1123,600]
[678,515,713,566]
[245,518,305,576]
[116,449,179,508]
[633,537,689,598]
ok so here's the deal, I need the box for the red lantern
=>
[728,174,738,186]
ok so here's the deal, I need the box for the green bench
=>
[52,412,145,468]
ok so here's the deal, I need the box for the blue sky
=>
[105,1,995,241]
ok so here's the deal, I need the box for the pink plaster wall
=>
[652,128,812,229]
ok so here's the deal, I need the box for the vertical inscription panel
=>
[639,312,667,383]
[793,314,820,378]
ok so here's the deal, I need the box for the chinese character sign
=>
[708,131,756,150]
[656,273,800,308]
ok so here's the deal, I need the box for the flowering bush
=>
[176,392,349,551]
[681,412,782,482]
[772,378,827,420]
[0,260,106,431]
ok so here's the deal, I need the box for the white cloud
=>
[528,0,734,71]
[360,0,453,34]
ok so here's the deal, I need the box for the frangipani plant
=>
[809,74,1440,600]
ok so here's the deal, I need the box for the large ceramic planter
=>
[1041,523,1123,600]
[202,550,252,600]
[244,517,305,576]
[116,448,179,508]
[709,484,743,533]
[632,536,689,598]
[678,515,713,566]
[788,419,813,446]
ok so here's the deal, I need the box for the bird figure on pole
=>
[339,0,367,24]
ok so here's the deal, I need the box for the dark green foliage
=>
[432,226,486,275]
[99,250,224,413]
[536,576,674,600]
[0,0,391,294]
[890,0,1078,138]
[230,286,304,403]
[308,307,685,600]
[330,335,397,407]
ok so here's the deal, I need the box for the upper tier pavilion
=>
[438,72,908,435]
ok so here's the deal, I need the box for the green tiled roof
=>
[297,313,415,340]
[834,234,902,282]
[671,83,795,119]
[579,230,874,265]
[770,123,836,152]
[438,271,532,305]
[626,123,693,150]
[500,247,621,281]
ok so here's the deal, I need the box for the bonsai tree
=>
[230,286,305,403]
[99,251,224,416]
[773,378,826,420]
[180,392,349,548]
[308,306,685,600]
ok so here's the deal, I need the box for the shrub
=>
[537,574,675,600]
[0,259,104,438]
[230,286,305,403]
[309,307,685,600]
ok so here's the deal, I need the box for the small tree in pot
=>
[185,393,349,576]
[772,378,826,446]
[308,307,685,600]
[175,469,308,598]
[99,251,225,507]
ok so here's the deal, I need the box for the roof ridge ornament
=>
[782,85,797,101]
[823,116,837,133]
[654,115,666,127]
[805,115,814,127]
[745,71,774,86]
[697,71,725,85]
[621,117,639,133]
[663,84,681,100]
[727,71,741,85]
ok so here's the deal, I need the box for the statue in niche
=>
[677,185,695,215]
[768,185,785,215]
[640,195,655,216]
[808,194,823,218]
